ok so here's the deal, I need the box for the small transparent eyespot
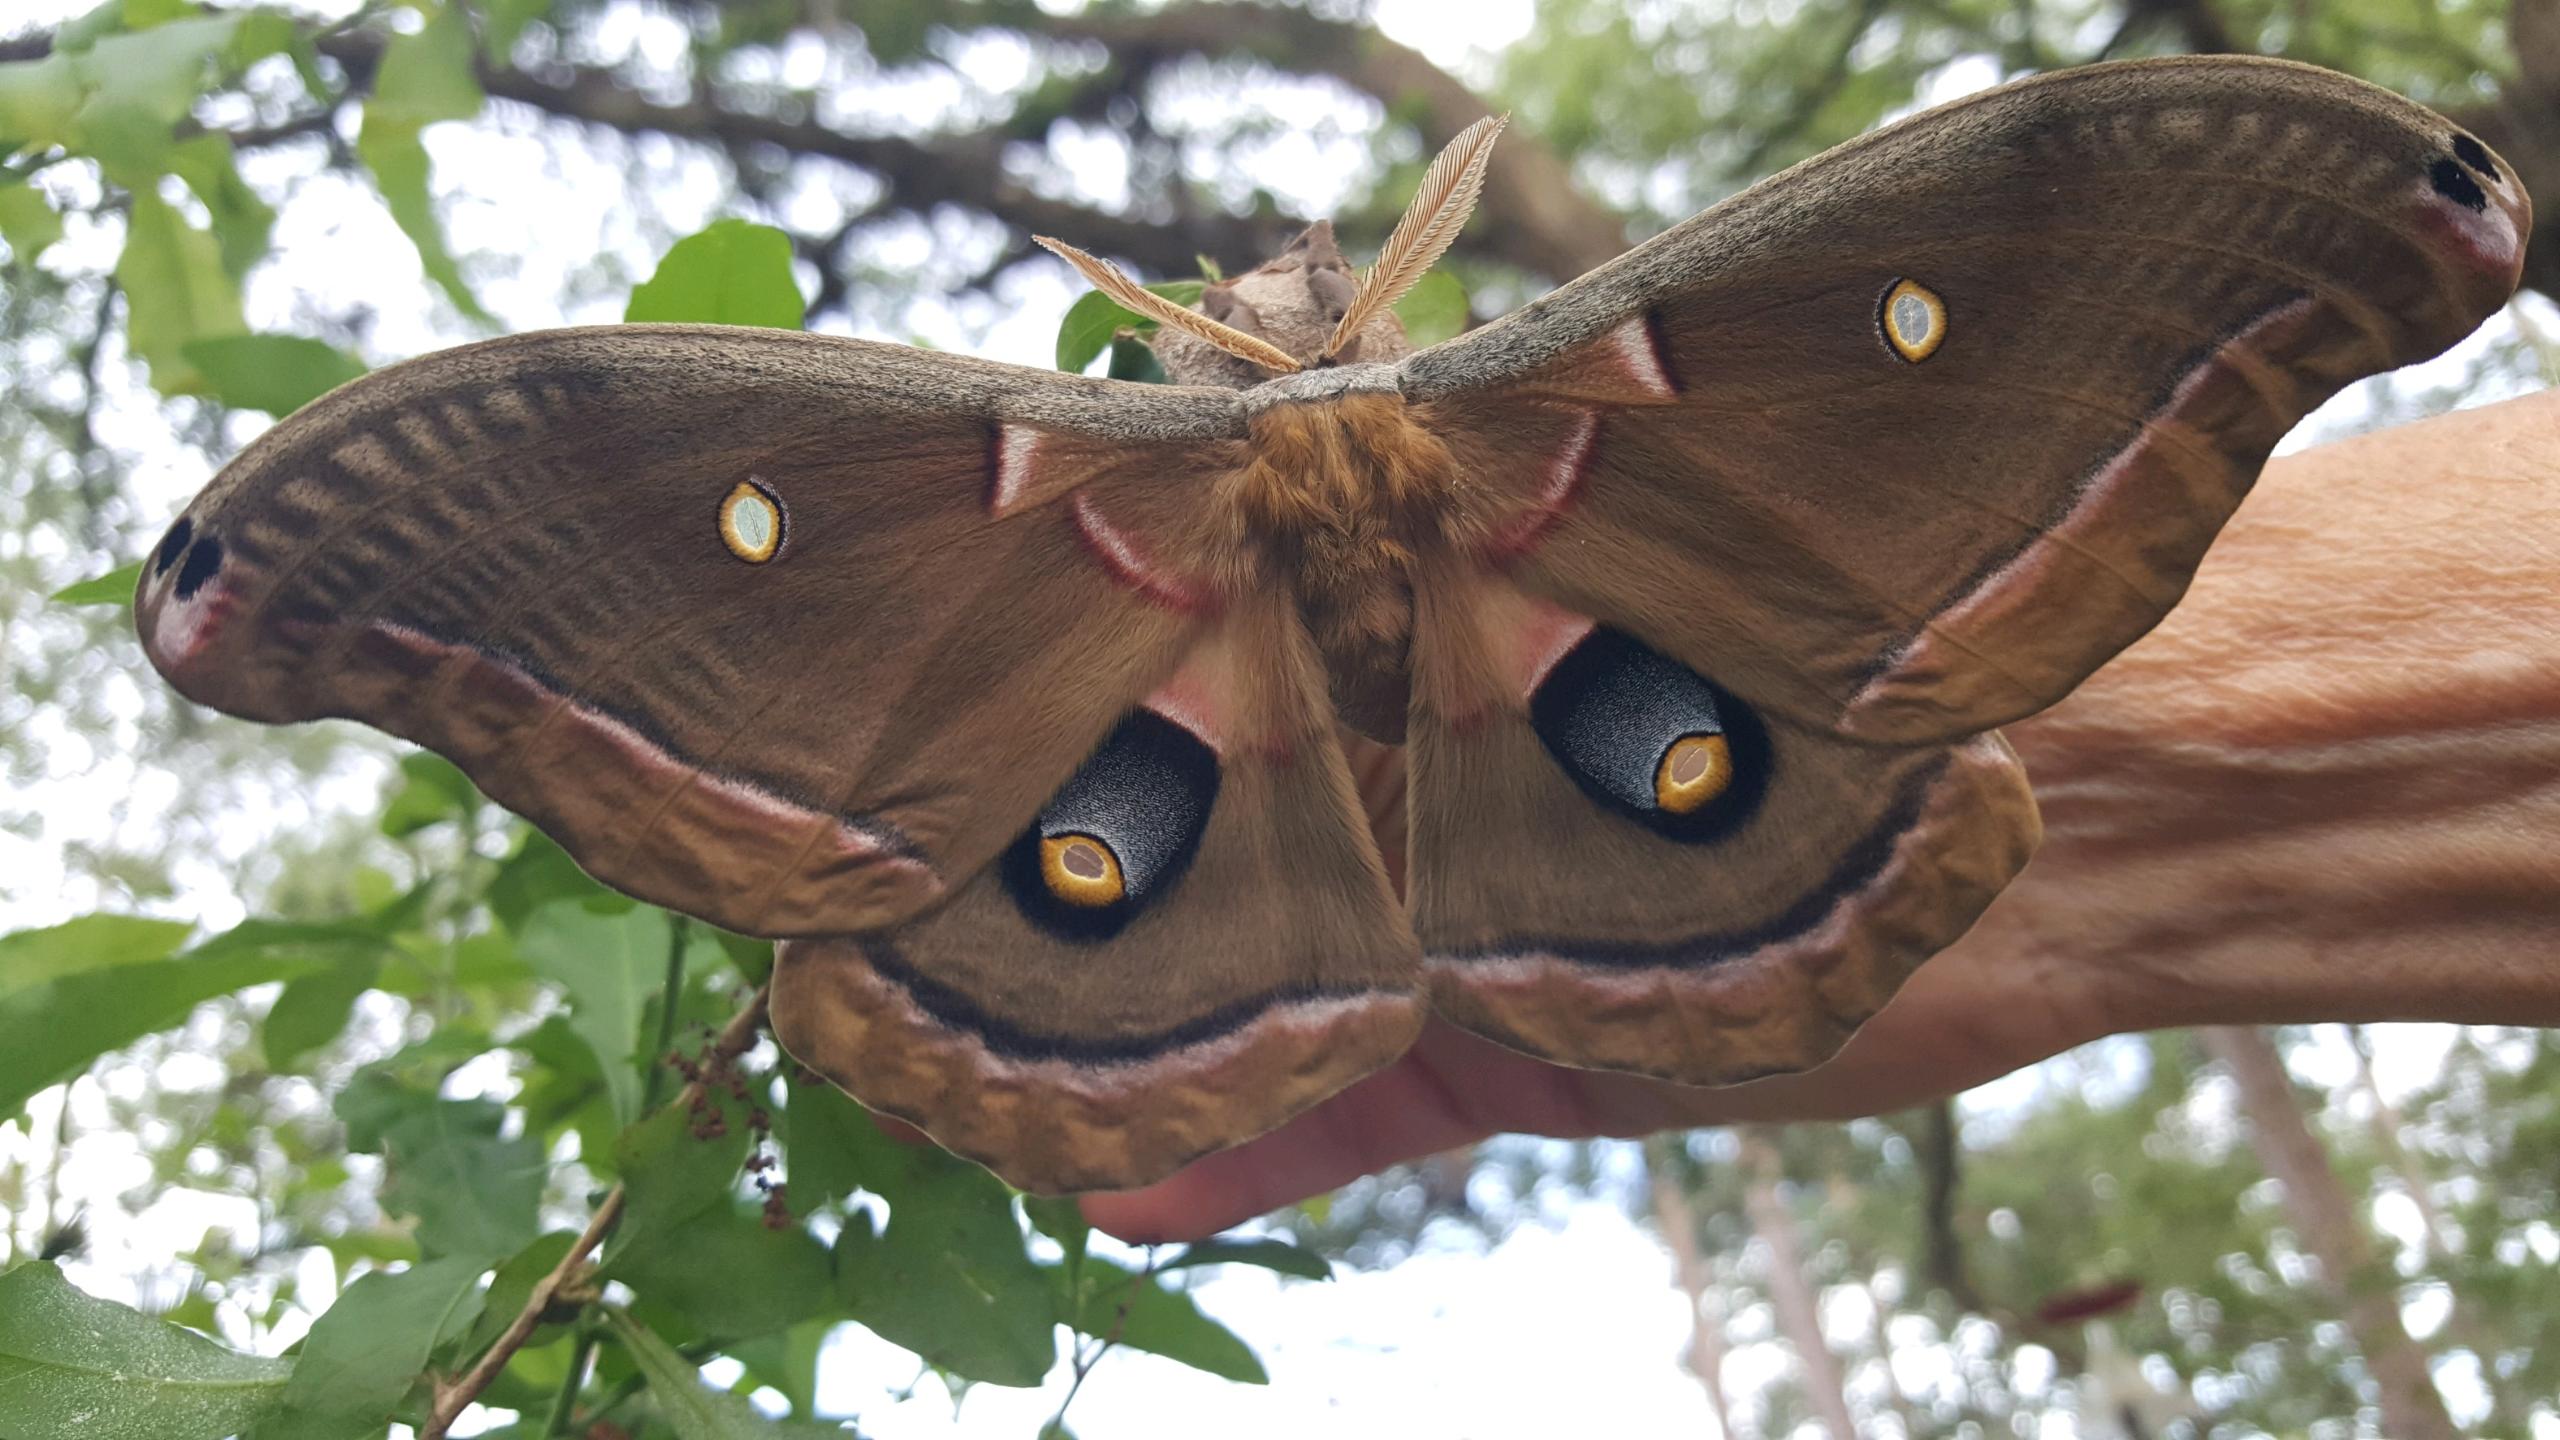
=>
[719,480,784,563]
[1654,733,1733,815]
[1881,278,1947,363]
[1039,832,1126,908]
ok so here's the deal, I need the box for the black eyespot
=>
[1528,626,1772,843]
[1000,708,1219,942]
[174,534,225,601]
[2451,133,2499,181]
[2430,157,2488,214]
[153,516,194,576]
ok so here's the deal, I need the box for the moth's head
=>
[1036,114,1505,392]
[1156,221,1414,388]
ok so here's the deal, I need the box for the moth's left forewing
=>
[1405,56,2529,747]
[1394,57,2525,1082]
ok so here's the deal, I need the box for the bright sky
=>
[4,1,2554,1436]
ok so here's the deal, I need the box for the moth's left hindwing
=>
[774,586,1422,1192]
[1399,56,2528,1083]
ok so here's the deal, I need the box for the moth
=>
[137,57,2528,1193]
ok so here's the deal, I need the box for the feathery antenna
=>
[1324,114,1507,360]
[1035,236,1302,374]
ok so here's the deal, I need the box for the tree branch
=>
[314,30,1296,284]
[961,1,1631,279]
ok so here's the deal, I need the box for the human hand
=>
[1085,388,2560,1241]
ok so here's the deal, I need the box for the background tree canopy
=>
[0,0,2553,1436]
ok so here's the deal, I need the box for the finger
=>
[1080,1026,1511,1241]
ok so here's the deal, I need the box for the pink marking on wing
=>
[1499,595,1596,703]
[987,423,1043,517]
[1143,674,1232,756]
[1850,297,2318,714]
[146,572,241,672]
[1070,491,1215,614]
[2411,178,2523,279]
[1481,409,1599,560]
[1603,314,1678,399]
[354,620,911,880]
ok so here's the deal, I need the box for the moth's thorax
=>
[1230,385,1455,741]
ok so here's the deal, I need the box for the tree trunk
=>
[1739,1126,1858,1439]
[2201,1027,2457,1440]
[2342,1025,2523,1428]
[1646,1138,1737,1438]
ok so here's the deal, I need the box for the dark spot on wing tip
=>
[174,533,225,601]
[153,516,193,576]
[2430,156,2489,214]
[2451,133,2498,181]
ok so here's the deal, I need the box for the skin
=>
[1081,385,2560,1242]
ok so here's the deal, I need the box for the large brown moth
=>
[137,57,2528,1193]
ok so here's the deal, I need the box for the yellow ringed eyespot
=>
[1039,832,1126,907]
[1654,733,1733,814]
[1881,278,1947,363]
[719,480,784,563]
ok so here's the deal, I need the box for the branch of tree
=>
[418,981,772,1440]
[960,1,1631,279]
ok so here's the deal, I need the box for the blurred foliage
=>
[0,0,2549,1434]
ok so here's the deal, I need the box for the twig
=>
[419,979,770,1440]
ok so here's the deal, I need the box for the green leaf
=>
[490,829,627,933]
[812,1086,1056,1386]
[1052,280,1203,372]
[604,1311,850,1439]
[376,1094,546,1262]
[49,560,143,609]
[116,186,246,394]
[1066,1259,1265,1383]
[0,183,64,264]
[357,118,490,323]
[1392,269,1469,348]
[1105,334,1166,383]
[518,901,673,1127]
[72,14,282,181]
[0,1261,292,1440]
[0,924,326,1117]
[0,55,82,154]
[617,1204,832,1343]
[181,334,366,418]
[726,1317,834,1419]
[604,1079,753,1264]
[368,0,483,127]
[1155,1237,1331,1281]
[777,1074,865,1214]
[377,750,475,837]
[625,219,807,329]
[163,134,274,280]
[261,1256,488,1440]
[262,950,381,1070]
[0,913,192,992]
[1054,289,1131,374]
[481,0,550,57]
[1023,1195,1090,1279]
